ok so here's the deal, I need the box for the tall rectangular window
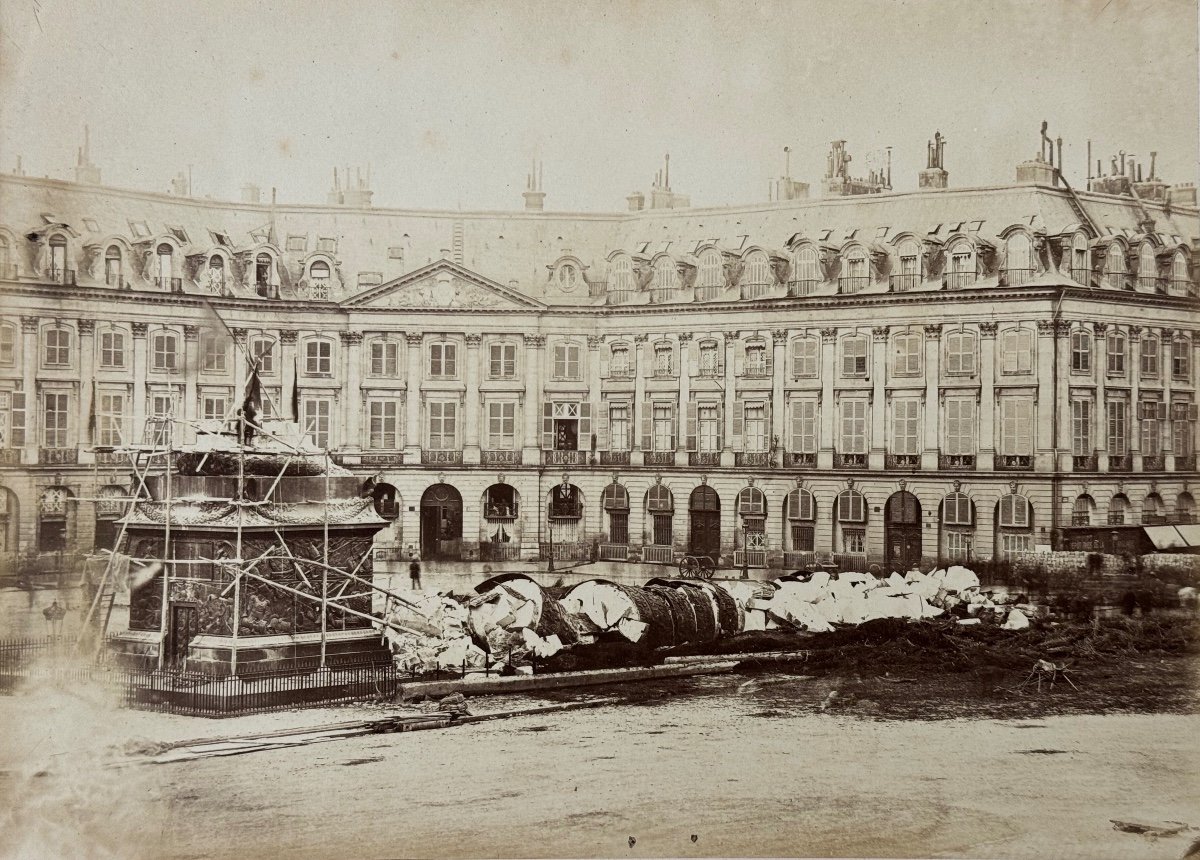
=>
[841,337,868,377]
[0,391,25,448]
[429,342,457,378]
[100,331,125,368]
[428,401,458,449]
[698,405,720,452]
[744,403,767,452]
[250,337,275,374]
[370,340,400,377]
[1172,404,1194,458]
[151,333,177,371]
[487,401,516,449]
[652,403,675,451]
[945,398,975,455]
[489,342,516,378]
[840,399,868,454]
[945,332,976,375]
[1140,337,1160,379]
[553,343,581,379]
[201,394,227,421]
[789,400,817,453]
[1071,398,1092,456]
[1107,331,1126,375]
[302,398,331,449]
[892,334,921,377]
[42,392,69,448]
[892,399,919,455]
[1108,398,1128,456]
[1173,339,1191,381]
[791,338,818,378]
[44,329,71,367]
[609,403,630,451]
[150,393,176,420]
[1000,329,1033,375]
[1070,330,1092,373]
[368,400,398,448]
[0,326,14,366]
[744,344,767,376]
[97,393,125,446]
[201,332,226,372]
[1140,401,1162,457]
[305,340,332,376]
[698,343,720,376]
[999,397,1033,455]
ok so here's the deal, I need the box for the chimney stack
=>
[522,157,546,211]
[73,124,102,185]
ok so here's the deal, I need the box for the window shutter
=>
[734,344,744,377]
[579,401,592,444]
[731,400,744,451]
[1157,402,1168,421]
[599,350,609,379]
[541,402,554,450]
[1190,404,1199,421]
[685,401,698,451]
[11,392,25,447]
[764,399,772,445]
[764,344,773,377]
[668,401,677,450]
[640,399,652,450]
[715,345,725,376]
[687,340,699,377]
[596,402,610,449]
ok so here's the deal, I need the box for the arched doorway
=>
[546,480,585,560]
[39,486,74,554]
[480,483,520,561]
[94,485,129,551]
[885,490,922,570]
[420,483,462,560]
[688,485,720,563]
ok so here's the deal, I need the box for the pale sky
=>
[1,0,1196,211]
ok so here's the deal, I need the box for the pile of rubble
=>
[377,565,1035,675]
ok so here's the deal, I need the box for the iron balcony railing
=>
[1142,455,1165,471]
[0,449,22,465]
[944,271,976,290]
[39,448,78,465]
[607,289,635,306]
[421,449,463,465]
[48,268,77,285]
[1175,455,1196,472]
[939,453,975,470]
[890,273,920,292]
[995,454,1033,471]
[599,450,631,466]
[155,276,184,292]
[650,288,682,304]
[480,543,522,562]
[788,278,820,297]
[838,275,869,295]
[885,453,920,469]
[695,285,726,302]
[544,449,587,466]
[735,451,771,467]
[740,282,770,300]
[1167,279,1197,297]
[1136,276,1166,293]
[741,362,770,379]
[784,452,816,467]
[1070,266,1091,285]
[783,551,817,570]
[359,452,405,467]
[541,542,589,561]
[1107,513,1126,525]
[688,451,721,466]
[1001,268,1035,287]
[1109,454,1132,472]
[1072,455,1098,472]
[1071,514,1092,526]
[481,450,522,466]
[607,366,634,380]
[835,452,866,469]
[644,451,675,466]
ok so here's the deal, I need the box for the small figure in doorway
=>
[409,554,422,591]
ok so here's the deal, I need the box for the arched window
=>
[1004,232,1033,285]
[1104,242,1126,289]
[698,249,723,292]
[0,233,10,276]
[1137,243,1158,291]
[646,484,674,548]
[894,237,921,291]
[737,487,766,517]
[1140,333,1160,379]
[207,254,225,292]
[38,486,72,552]
[1170,251,1191,295]
[653,256,677,292]
[1176,492,1195,524]
[610,254,634,293]
[104,245,123,287]
[839,246,869,294]
[946,239,975,288]
[835,489,867,555]
[602,482,629,546]
[791,245,820,295]
[255,252,273,297]
[784,488,816,553]
[743,250,771,299]
[1070,233,1089,283]
[309,260,331,300]
[49,234,68,282]
[941,492,975,561]
[1072,494,1095,526]
[737,486,766,557]
[1108,494,1129,525]
[1143,493,1165,524]
[996,493,1033,556]
[557,263,579,291]
[156,243,174,287]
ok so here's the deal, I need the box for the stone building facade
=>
[1,146,1197,574]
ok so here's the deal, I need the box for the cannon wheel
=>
[697,556,716,580]
[679,556,699,578]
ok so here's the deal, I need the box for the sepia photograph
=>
[0,1,1197,858]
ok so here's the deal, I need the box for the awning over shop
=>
[1142,525,1197,551]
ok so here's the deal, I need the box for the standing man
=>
[409,553,422,591]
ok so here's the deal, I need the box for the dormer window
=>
[1170,250,1191,295]
[893,237,920,292]
[609,254,634,293]
[104,245,123,286]
[255,253,273,297]
[790,246,820,296]
[309,260,331,300]
[1104,243,1127,289]
[557,263,579,291]
[1071,234,1089,283]
[839,247,869,294]
[742,250,770,299]
[1003,232,1034,286]
[1137,243,1158,291]
[156,243,174,290]
[946,240,975,289]
[697,249,723,297]
[48,234,68,283]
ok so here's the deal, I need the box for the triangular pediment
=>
[342,260,545,310]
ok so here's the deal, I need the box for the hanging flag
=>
[87,377,97,443]
[290,356,300,421]
[241,359,262,444]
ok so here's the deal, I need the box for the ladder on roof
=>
[1126,182,1157,234]
[1056,171,1103,239]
